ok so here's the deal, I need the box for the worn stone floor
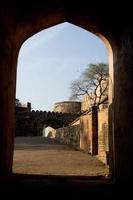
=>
[13,136,109,176]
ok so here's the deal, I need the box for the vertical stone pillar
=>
[0,20,18,177]
[91,106,98,155]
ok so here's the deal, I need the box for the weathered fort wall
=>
[55,124,80,148]
[16,101,108,165]
[53,101,81,113]
[15,103,43,136]
[55,105,108,165]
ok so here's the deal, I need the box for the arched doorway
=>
[3,3,132,185]
[13,21,110,176]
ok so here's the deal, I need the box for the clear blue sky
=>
[16,22,108,111]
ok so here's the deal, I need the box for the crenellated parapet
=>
[15,106,81,136]
[29,110,81,128]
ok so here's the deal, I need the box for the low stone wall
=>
[55,105,109,165]
[55,124,80,149]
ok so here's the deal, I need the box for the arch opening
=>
[13,22,113,178]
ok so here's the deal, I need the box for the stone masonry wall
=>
[16,116,43,136]
[80,106,108,164]
[53,101,81,113]
[80,106,98,155]
[98,105,109,164]
[80,113,92,153]
[55,124,80,149]
[55,105,108,165]
[15,105,43,136]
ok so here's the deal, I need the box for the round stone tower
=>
[53,101,81,113]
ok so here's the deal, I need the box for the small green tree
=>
[69,63,109,107]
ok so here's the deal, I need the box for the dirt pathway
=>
[13,137,108,176]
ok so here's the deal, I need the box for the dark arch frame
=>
[0,3,133,192]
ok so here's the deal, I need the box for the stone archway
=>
[0,3,133,184]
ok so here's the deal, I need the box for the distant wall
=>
[53,101,81,113]
[15,105,43,136]
[81,95,91,112]
[15,117,43,136]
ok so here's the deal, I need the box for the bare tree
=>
[69,63,109,107]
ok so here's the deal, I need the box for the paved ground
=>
[13,137,109,176]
